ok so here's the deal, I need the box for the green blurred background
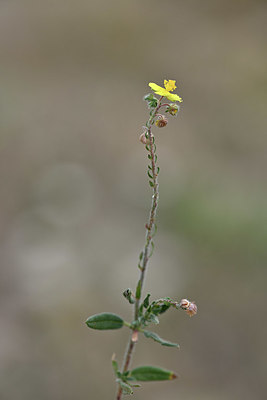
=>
[0,1,266,399]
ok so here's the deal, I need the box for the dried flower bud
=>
[139,131,153,145]
[139,132,148,145]
[179,299,197,317]
[185,302,197,317]
[155,115,168,128]
[166,103,179,116]
[179,299,190,309]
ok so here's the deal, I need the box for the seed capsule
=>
[155,115,168,128]
[166,103,179,116]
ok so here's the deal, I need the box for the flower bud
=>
[179,299,197,317]
[166,103,179,116]
[186,302,197,317]
[155,115,168,128]
[139,132,148,144]
[123,288,135,304]
[139,131,153,145]
[179,299,190,309]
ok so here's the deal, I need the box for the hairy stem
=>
[115,97,163,400]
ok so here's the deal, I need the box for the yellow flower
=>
[149,79,183,102]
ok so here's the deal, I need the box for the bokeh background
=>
[0,1,266,399]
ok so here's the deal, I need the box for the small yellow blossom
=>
[149,79,183,102]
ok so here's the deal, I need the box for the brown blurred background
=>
[0,1,266,399]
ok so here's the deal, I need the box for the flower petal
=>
[149,83,169,97]
[149,82,183,102]
[166,92,183,102]
[149,82,164,92]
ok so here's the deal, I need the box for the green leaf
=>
[157,166,160,174]
[148,303,171,316]
[138,263,143,271]
[151,224,157,238]
[147,313,159,325]
[149,240,154,257]
[148,99,158,108]
[157,304,171,314]
[135,280,142,300]
[112,354,119,375]
[149,180,154,187]
[143,330,179,348]
[147,170,153,179]
[130,366,177,381]
[86,313,124,330]
[143,294,150,309]
[123,289,135,304]
[117,379,133,395]
[143,93,154,101]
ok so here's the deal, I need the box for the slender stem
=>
[115,97,163,400]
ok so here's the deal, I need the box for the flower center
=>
[164,80,176,92]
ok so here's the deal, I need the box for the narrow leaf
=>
[138,263,143,271]
[143,330,179,348]
[147,314,159,325]
[151,224,157,238]
[112,354,119,375]
[147,170,153,179]
[86,313,124,330]
[123,289,135,304]
[143,294,150,309]
[149,241,154,257]
[130,366,177,381]
[149,180,154,187]
[117,379,133,395]
[135,280,142,300]
[144,93,154,101]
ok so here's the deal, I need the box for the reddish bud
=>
[179,299,197,317]
[185,302,197,317]
[179,299,190,309]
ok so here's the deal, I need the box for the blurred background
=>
[0,1,266,399]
